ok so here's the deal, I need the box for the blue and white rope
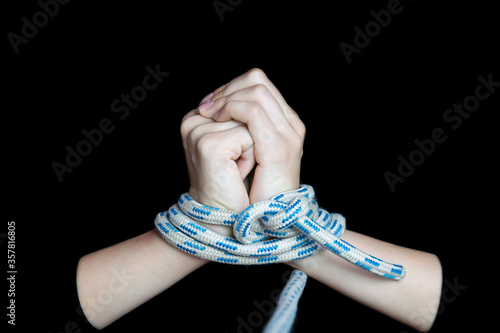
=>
[262,270,308,333]
[154,184,405,331]
[155,185,405,279]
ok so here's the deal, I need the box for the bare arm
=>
[76,229,208,329]
[76,70,442,331]
[287,230,442,332]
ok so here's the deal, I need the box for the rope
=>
[154,184,405,331]
[262,270,308,333]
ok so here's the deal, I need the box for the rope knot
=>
[233,193,312,244]
[155,184,405,280]
[154,184,406,333]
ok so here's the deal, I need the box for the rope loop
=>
[155,184,405,279]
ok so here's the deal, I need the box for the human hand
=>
[180,102,255,213]
[198,68,306,203]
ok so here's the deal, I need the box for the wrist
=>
[188,186,249,212]
[249,177,300,203]
[187,186,242,237]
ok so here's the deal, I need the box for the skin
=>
[76,68,442,331]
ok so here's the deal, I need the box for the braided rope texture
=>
[154,184,406,280]
[262,270,308,333]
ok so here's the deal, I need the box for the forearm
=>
[287,230,442,332]
[76,229,208,329]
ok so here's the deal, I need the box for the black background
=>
[4,0,498,332]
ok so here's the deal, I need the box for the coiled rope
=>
[154,185,405,331]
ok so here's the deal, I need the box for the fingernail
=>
[198,99,214,113]
[199,92,214,106]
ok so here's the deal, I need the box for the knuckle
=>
[180,116,196,140]
[287,132,303,149]
[215,95,228,109]
[222,99,236,111]
[251,83,270,98]
[187,125,206,145]
[247,102,263,117]
[181,110,194,123]
[296,120,306,139]
[246,68,268,83]
[213,84,227,95]
[291,135,304,150]
[196,132,219,153]
[282,128,304,157]
[286,115,306,140]
[219,100,236,119]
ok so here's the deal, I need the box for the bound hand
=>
[198,68,306,203]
